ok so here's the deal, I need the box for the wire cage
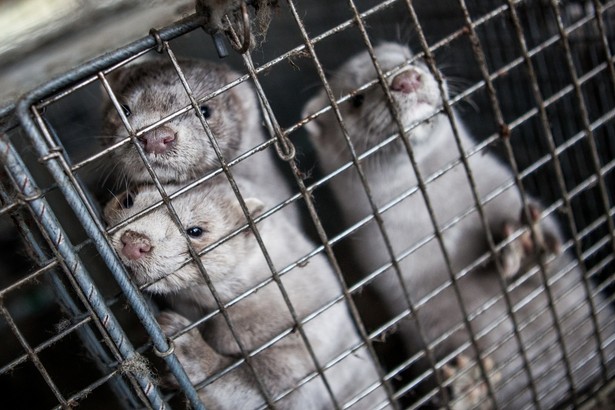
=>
[0,0,614,409]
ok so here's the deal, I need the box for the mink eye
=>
[351,94,364,108]
[120,104,132,118]
[199,104,212,119]
[186,226,205,238]
[120,192,135,209]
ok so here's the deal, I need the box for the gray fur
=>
[303,42,614,408]
[101,59,297,220]
[103,178,390,409]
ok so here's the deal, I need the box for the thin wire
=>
[0,133,164,409]
[160,43,280,407]
[506,0,611,394]
[0,302,70,407]
[287,0,449,407]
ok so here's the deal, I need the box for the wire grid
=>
[0,0,614,409]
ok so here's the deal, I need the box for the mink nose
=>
[390,69,422,94]
[140,126,176,155]
[120,230,152,260]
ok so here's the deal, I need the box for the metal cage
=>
[0,0,614,409]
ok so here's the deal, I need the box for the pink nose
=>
[139,125,176,154]
[391,69,422,94]
[120,230,152,260]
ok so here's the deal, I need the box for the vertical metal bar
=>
[590,0,615,91]
[0,134,164,409]
[286,0,440,407]
[417,0,553,405]
[457,0,580,403]
[188,38,340,405]
[15,88,206,409]
[548,0,615,263]
[14,221,144,408]
[99,41,277,407]
[161,38,360,407]
[237,45,393,407]
[0,174,143,409]
[352,0,514,407]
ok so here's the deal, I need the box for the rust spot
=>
[499,123,510,139]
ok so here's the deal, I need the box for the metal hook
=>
[225,1,251,54]
[274,135,296,162]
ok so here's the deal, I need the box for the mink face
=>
[103,183,263,295]
[303,42,447,158]
[101,59,261,184]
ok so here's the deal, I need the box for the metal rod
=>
[0,133,164,409]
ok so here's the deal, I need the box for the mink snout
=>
[120,230,152,260]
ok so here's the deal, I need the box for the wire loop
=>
[148,28,165,54]
[225,2,251,54]
[153,338,176,358]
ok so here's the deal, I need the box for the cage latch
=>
[197,0,252,57]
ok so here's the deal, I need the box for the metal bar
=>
[51,368,126,410]
[13,28,211,410]
[285,0,447,407]
[99,34,305,405]
[1,313,92,375]
[0,170,143,408]
[0,133,164,409]
[403,1,533,406]
[286,3,603,139]
[0,302,70,407]
[236,47,364,408]
[591,0,615,90]
[1,1,612,409]
[141,42,279,407]
[28,15,203,111]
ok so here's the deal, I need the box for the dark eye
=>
[186,226,204,238]
[120,104,132,118]
[199,104,212,119]
[351,94,364,108]
[120,192,135,209]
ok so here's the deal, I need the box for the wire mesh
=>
[0,0,614,409]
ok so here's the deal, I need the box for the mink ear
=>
[244,198,265,219]
[102,186,142,225]
[302,90,329,138]
[231,197,265,228]
[502,221,516,238]
[100,65,136,123]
